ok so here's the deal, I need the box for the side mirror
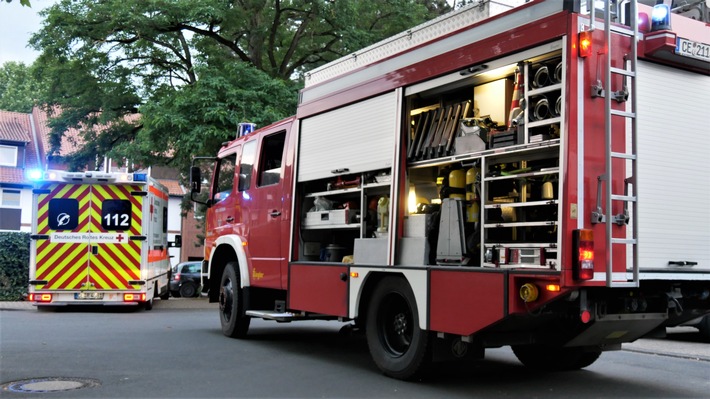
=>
[169,235,182,248]
[190,166,202,194]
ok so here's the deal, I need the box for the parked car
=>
[169,261,203,298]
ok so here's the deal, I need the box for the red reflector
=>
[579,31,592,58]
[581,310,592,324]
[573,229,594,281]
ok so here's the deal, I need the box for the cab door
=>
[241,130,288,289]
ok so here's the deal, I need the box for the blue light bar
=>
[651,4,671,31]
[27,169,43,180]
[238,122,257,138]
[133,173,148,182]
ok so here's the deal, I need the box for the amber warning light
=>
[579,31,592,58]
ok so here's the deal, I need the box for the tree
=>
[2,0,32,7]
[29,0,452,174]
[0,62,43,113]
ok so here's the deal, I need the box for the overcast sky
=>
[0,0,58,65]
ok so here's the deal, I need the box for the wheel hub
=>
[393,313,408,336]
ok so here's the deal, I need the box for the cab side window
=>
[258,131,286,187]
[238,141,257,192]
[213,153,236,203]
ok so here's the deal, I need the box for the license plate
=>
[75,292,104,300]
[675,38,710,62]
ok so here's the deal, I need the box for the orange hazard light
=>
[579,31,592,58]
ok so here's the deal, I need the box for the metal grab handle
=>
[226,216,234,223]
[270,210,281,217]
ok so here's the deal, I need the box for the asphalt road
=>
[1,298,709,398]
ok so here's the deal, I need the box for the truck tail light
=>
[579,30,592,58]
[29,293,53,303]
[573,229,594,281]
[123,293,146,302]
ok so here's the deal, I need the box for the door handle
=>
[226,216,234,223]
[270,210,281,217]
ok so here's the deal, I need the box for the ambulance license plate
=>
[675,38,710,62]
[75,292,104,300]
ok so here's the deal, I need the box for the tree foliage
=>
[28,0,452,174]
[0,62,43,113]
[0,232,30,301]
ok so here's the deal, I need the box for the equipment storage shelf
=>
[298,169,392,263]
[481,145,560,268]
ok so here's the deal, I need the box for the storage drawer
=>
[304,209,357,226]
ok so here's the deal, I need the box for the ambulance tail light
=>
[573,229,594,281]
[579,30,592,58]
[123,293,146,302]
[29,293,53,303]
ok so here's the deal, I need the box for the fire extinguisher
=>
[448,169,466,200]
[466,167,479,223]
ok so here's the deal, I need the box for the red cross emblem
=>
[116,234,125,242]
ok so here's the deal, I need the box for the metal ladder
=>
[590,0,639,288]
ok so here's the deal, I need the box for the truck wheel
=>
[366,276,430,380]
[512,345,602,371]
[219,262,250,338]
[144,297,153,311]
[698,315,710,341]
[179,283,197,298]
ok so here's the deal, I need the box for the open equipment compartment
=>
[401,43,564,270]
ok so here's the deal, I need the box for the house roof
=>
[0,110,42,185]
[0,110,31,143]
[1,106,178,189]
[157,179,186,197]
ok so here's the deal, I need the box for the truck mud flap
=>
[565,313,667,347]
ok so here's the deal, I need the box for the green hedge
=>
[0,232,30,301]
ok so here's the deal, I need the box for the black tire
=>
[159,285,170,300]
[179,283,197,298]
[144,297,153,311]
[697,315,710,341]
[512,345,602,371]
[219,262,250,338]
[365,276,430,380]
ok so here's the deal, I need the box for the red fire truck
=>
[191,0,710,379]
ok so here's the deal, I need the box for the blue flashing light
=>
[238,122,257,138]
[133,173,148,182]
[27,169,43,180]
[651,4,671,31]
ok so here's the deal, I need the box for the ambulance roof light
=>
[133,173,147,182]
[27,169,43,181]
